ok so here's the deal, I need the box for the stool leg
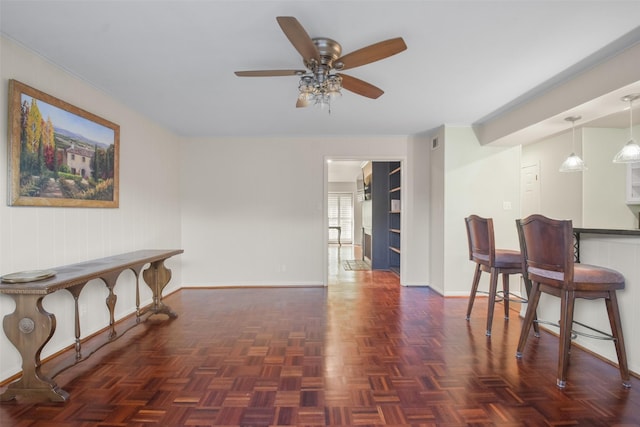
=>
[516,281,541,358]
[486,267,499,337]
[503,273,510,320]
[466,264,482,320]
[605,291,631,388]
[522,275,540,337]
[557,289,576,388]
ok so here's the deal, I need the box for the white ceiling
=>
[1,1,639,140]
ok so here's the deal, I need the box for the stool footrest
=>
[534,319,616,341]
[474,290,529,304]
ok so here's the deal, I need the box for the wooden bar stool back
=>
[465,215,531,337]
[515,214,631,389]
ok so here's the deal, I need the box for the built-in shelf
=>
[388,162,401,276]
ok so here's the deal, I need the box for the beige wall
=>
[443,126,522,297]
[428,128,445,294]
[583,126,640,228]
[178,136,429,287]
[521,130,583,224]
[0,37,183,381]
[521,124,640,228]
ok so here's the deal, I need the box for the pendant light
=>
[612,93,640,163]
[559,116,586,172]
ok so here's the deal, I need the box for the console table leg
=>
[100,272,121,340]
[0,294,69,402]
[142,259,177,318]
[65,284,87,361]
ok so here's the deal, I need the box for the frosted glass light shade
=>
[612,139,640,163]
[559,153,586,172]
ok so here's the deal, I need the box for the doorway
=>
[325,158,403,284]
[521,163,541,217]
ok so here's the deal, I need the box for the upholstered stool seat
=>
[492,249,521,268]
[529,264,624,288]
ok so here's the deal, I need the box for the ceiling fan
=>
[234,16,407,109]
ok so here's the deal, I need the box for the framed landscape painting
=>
[7,79,120,208]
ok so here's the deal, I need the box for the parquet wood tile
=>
[1,245,639,426]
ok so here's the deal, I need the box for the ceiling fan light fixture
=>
[235,17,406,110]
[613,94,640,164]
[298,73,342,112]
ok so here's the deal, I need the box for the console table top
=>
[0,249,183,295]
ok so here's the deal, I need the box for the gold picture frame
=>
[7,79,119,208]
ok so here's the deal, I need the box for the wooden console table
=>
[0,249,183,402]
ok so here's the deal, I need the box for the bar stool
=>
[465,215,534,337]
[515,214,631,389]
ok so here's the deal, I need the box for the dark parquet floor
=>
[1,245,638,426]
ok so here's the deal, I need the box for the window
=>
[328,192,353,244]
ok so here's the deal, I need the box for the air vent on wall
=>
[431,137,439,150]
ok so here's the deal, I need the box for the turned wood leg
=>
[142,259,177,318]
[65,284,87,361]
[125,265,145,323]
[100,271,122,340]
[0,294,69,402]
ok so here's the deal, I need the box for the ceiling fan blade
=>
[336,37,407,71]
[235,70,306,77]
[338,74,384,99]
[276,16,320,63]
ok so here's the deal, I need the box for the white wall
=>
[179,136,427,287]
[521,123,640,228]
[443,126,522,297]
[0,37,183,381]
[403,133,431,286]
[429,128,445,294]
[583,126,640,228]
[521,130,582,224]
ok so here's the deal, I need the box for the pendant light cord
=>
[630,98,634,141]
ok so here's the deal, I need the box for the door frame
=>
[323,156,405,286]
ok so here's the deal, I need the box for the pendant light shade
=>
[559,116,586,173]
[613,94,640,164]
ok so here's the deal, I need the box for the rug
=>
[343,260,371,271]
